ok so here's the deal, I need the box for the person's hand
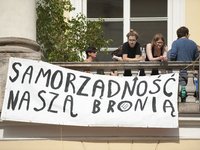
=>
[159,56,164,60]
[162,57,168,61]
[164,57,168,61]
[140,56,145,61]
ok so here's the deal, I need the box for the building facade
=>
[0,0,200,149]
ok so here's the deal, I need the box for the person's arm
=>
[122,42,144,62]
[117,57,123,61]
[161,46,168,61]
[146,43,163,61]
[112,56,123,61]
[123,54,143,61]
[194,46,199,60]
[170,41,177,61]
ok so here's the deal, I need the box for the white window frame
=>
[70,0,185,50]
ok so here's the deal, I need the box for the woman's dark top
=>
[146,47,163,75]
[122,42,141,58]
[122,42,145,76]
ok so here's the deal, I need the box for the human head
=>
[126,29,139,40]
[111,45,122,57]
[151,33,166,48]
[177,26,189,39]
[85,47,97,58]
[126,29,139,48]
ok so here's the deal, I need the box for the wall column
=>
[0,0,41,110]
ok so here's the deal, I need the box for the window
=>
[87,0,123,18]
[71,0,185,61]
[130,0,167,17]
[130,0,167,47]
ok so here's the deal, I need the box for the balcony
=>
[0,60,199,142]
[52,61,200,114]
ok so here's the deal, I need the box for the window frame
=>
[70,0,185,50]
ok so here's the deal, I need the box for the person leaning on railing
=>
[145,33,168,75]
[170,26,199,102]
[122,29,145,76]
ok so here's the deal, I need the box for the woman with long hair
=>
[146,33,167,75]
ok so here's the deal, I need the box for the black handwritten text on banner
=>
[1,57,179,128]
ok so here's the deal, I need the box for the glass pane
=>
[130,21,167,47]
[95,51,113,62]
[101,22,123,47]
[87,0,123,18]
[131,0,167,17]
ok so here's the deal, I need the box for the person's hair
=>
[177,26,189,39]
[85,47,97,58]
[118,45,123,51]
[126,29,139,40]
[142,44,147,52]
[111,45,123,57]
[151,33,166,48]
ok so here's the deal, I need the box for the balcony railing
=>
[52,61,200,113]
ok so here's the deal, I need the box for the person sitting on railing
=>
[110,45,123,76]
[170,26,199,102]
[83,47,97,73]
[145,33,168,75]
[122,29,145,76]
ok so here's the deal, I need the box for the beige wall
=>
[0,140,200,150]
[0,0,36,41]
[185,0,200,45]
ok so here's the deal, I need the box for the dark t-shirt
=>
[122,42,142,76]
[122,42,141,58]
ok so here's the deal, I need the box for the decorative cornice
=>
[0,37,40,52]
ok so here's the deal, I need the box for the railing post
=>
[118,69,124,77]
[90,69,97,74]
[104,69,111,76]
[131,69,139,76]
[185,70,196,102]
[144,69,152,76]
[158,69,166,74]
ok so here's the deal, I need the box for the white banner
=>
[1,57,179,128]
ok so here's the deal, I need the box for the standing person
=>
[84,47,97,62]
[122,29,144,76]
[170,26,199,102]
[146,33,168,75]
